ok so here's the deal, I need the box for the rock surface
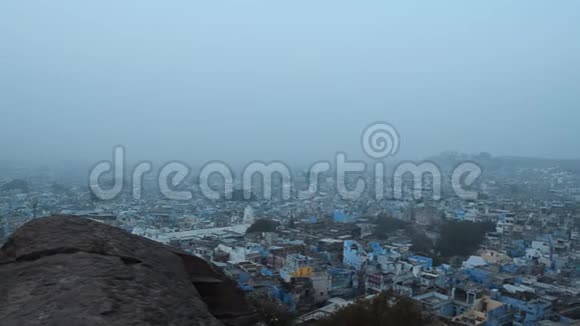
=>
[0,216,259,326]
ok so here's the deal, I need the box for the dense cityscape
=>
[2,152,579,325]
[2,1,579,325]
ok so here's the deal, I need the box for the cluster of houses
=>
[1,161,579,325]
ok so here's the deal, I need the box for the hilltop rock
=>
[0,216,259,326]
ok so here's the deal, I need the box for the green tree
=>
[410,230,434,255]
[315,292,429,326]
[435,221,495,258]
[248,294,295,326]
[246,219,280,234]
[374,215,409,239]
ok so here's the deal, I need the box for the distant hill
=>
[0,179,29,193]
[426,152,580,173]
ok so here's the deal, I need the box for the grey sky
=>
[1,1,579,166]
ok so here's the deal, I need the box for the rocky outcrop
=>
[0,216,259,326]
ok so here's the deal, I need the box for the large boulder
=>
[0,216,259,326]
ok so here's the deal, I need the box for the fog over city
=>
[3,2,580,326]
[1,1,579,167]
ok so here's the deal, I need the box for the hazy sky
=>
[1,1,579,166]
